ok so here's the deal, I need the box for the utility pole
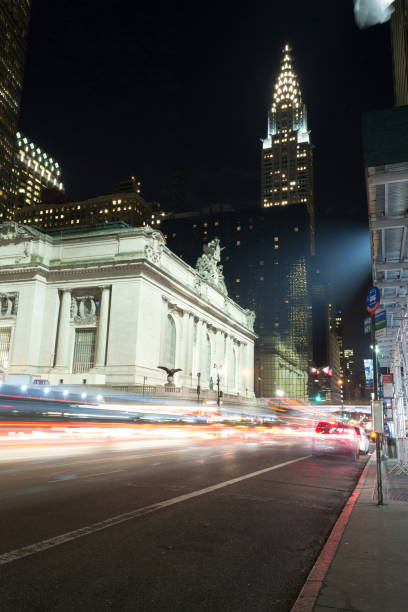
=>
[367,287,383,505]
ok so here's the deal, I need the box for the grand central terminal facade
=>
[0,222,255,397]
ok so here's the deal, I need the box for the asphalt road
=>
[0,433,367,611]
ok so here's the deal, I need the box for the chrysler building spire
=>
[261,43,313,215]
[272,43,302,111]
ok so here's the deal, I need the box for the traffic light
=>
[314,394,322,402]
[342,411,349,420]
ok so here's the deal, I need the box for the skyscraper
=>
[261,43,314,250]
[12,132,64,208]
[390,0,408,106]
[0,1,31,218]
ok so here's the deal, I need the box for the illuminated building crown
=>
[272,43,302,111]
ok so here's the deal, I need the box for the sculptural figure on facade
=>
[195,237,228,295]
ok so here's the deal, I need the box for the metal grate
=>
[72,328,96,373]
[0,327,11,367]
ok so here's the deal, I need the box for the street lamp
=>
[197,372,201,404]
[213,364,223,408]
[257,376,263,397]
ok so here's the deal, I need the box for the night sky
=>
[19,0,396,367]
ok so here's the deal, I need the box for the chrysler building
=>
[261,43,314,224]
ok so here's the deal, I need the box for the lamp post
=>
[212,364,223,409]
[142,376,147,397]
[257,376,263,397]
[197,372,201,404]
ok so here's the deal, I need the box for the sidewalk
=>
[311,454,408,612]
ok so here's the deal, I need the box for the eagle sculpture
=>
[157,366,182,385]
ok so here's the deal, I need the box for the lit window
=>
[259,276,264,281]
[214,221,219,227]
[274,236,278,242]
[236,226,241,231]
[259,260,264,265]
[294,227,299,232]
[236,278,240,283]
[236,240,241,246]
[172,233,176,238]
[249,225,254,230]
[193,224,197,228]
[203,222,208,227]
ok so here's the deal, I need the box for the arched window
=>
[165,315,176,368]
[204,334,211,383]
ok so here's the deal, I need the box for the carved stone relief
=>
[244,308,256,331]
[0,222,31,243]
[0,292,19,317]
[195,238,228,296]
[71,294,100,324]
[144,230,165,266]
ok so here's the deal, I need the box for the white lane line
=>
[48,448,195,472]
[0,454,310,566]
[49,469,123,483]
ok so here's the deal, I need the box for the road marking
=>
[49,469,123,482]
[0,454,310,566]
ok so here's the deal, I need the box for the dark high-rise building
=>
[161,200,313,400]
[390,0,408,106]
[0,1,31,218]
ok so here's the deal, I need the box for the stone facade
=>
[0,222,255,396]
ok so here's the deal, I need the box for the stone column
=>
[184,313,194,387]
[224,334,232,393]
[236,341,242,394]
[94,286,110,368]
[195,320,205,379]
[159,297,169,365]
[55,289,72,370]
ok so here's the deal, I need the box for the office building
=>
[390,0,408,106]
[14,187,153,229]
[329,305,344,375]
[0,1,31,218]
[162,201,312,400]
[11,132,64,208]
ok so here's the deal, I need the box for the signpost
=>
[366,288,383,505]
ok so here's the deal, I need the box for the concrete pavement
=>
[295,453,408,612]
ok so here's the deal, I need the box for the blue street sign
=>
[366,287,380,314]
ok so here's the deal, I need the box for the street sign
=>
[366,287,380,315]
[364,317,371,334]
[375,309,386,329]
[372,400,384,433]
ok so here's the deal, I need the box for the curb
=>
[290,455,373,612]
